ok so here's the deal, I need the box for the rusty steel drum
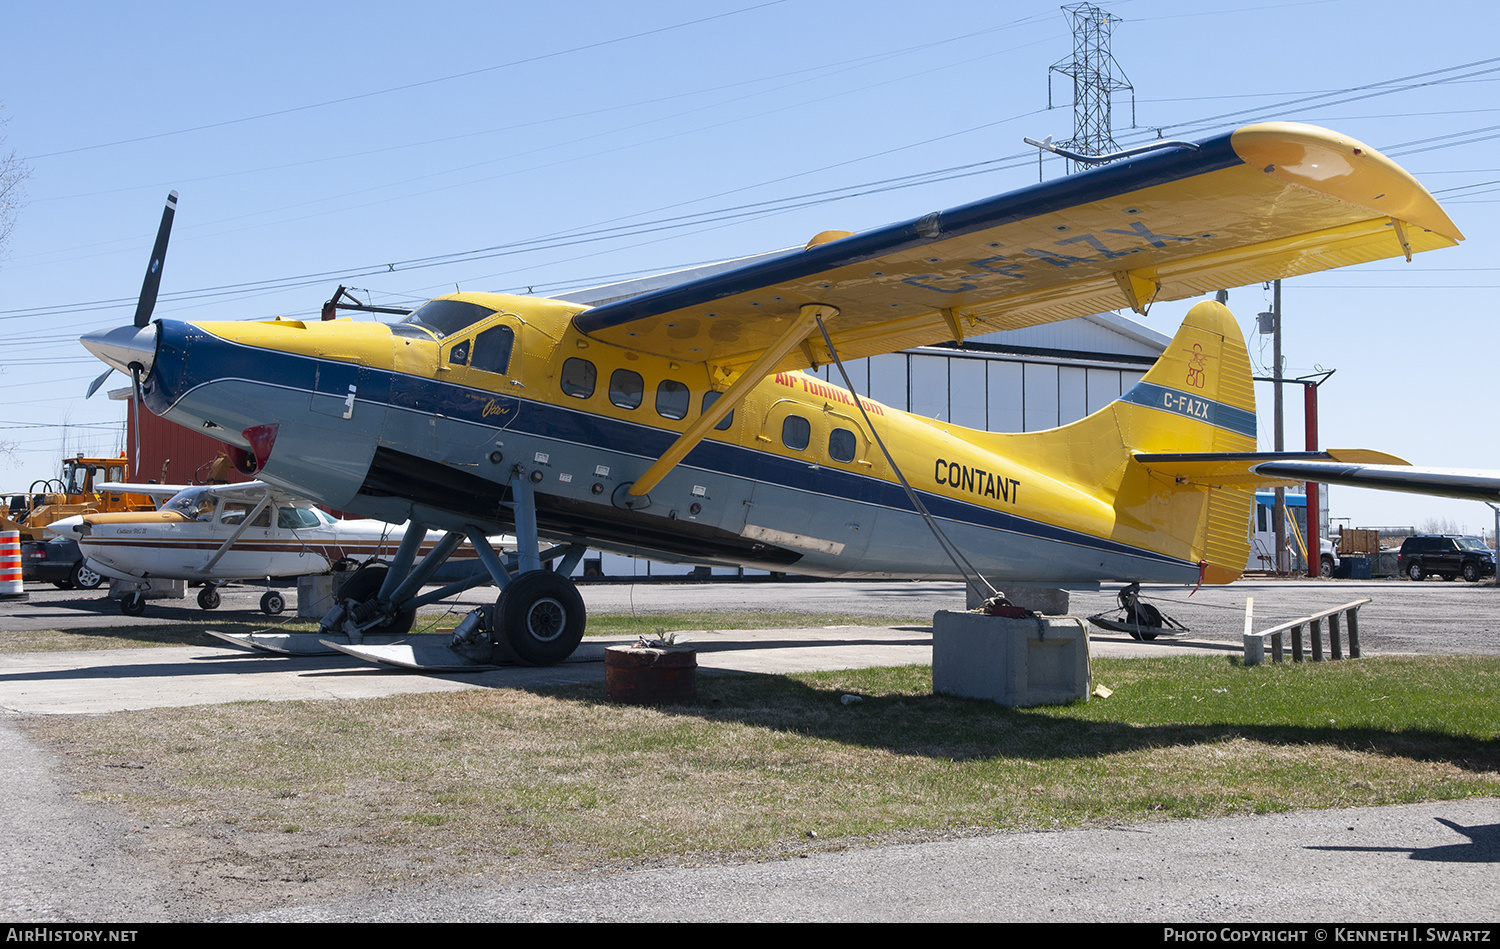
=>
[604,644,697,704]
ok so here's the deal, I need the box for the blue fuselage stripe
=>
[1117,382,1257,438]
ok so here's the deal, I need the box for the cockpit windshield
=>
[393,299,497,341]
[162,487,218,521]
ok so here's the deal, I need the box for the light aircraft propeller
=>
[83,191,177,474]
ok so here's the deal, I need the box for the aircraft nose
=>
[48,515,85,540]
[81,323,158,376]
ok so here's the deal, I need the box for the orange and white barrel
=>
[0,531,27,601]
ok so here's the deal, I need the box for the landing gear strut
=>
[317,469,589,668]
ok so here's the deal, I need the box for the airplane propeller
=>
[84,191,178,474]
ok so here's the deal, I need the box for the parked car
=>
[1397,534,1496,582]
[20,537,103,590]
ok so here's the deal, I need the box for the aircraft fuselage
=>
[124,291,1236,586]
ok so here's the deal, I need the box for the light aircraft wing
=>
[93,482,195,499]
[95,481,282,503]
[573,123,1461,379]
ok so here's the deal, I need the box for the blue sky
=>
[2,0,1498,532]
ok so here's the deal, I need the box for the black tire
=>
[197,586,221,610]
[1441,574,1456,582]
[335,564,415,636]
[70,562,103,590]
[1407,561,1425,581]
[120,593,146,616]
[1463,562,1481,583]
[1320,556,1335,578]
[496,571,586,666]
[260,591,286,615]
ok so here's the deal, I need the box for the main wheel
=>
[260,590,286,615]
[1463,562,1481,583]
[197,586,221,610]
[70,563,103,590]
[1407,562,1425,581]
[1320,556,1335,578]
[496,571,586,666]
[334,563,415,636]
[120,593,146,616]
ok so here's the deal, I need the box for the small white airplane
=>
[51,481,496,619]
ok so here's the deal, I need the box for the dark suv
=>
[1398,535,1495,582]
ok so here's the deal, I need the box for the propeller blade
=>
[133,191,178,329]
[130,365,143,478]
[85,366,115,399]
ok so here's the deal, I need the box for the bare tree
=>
[1419,516,1467,535]
[0,106,30,267]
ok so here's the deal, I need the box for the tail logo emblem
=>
[1184,343,1212,389]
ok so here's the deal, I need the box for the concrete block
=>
[932,610,1089,707]
[298,574,337,618]
[965,584,1069,615]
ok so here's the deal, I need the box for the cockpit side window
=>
[394,300,497,340]
[470,326,514,375]
[277,507,322,530]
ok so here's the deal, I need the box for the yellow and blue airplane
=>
[81,122,1474,667]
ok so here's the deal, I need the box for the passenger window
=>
[448,339,470,366]
[610,369,644,409]
[656,380,689,420]
[829,428,856,463]
[561,358,596,399]
[782,415,811,451]
[701,391,733,431]
[471,326,514,375]
[278,507,321,530]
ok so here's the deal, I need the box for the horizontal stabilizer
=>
[1133,450,1409,486]
[1249,461,1500,503]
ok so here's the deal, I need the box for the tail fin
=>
[972,300,1257,583]
[1112,300,1258,583]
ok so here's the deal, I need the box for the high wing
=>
[95,481,284,504]
[573,122,1461,381]
[94,481,196,500]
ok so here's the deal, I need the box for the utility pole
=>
[1272,280,1285,574]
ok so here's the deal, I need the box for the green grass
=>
[23,655,1499,889]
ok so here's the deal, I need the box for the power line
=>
[22,2,792,161]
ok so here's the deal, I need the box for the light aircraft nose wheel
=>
[197,586,221,610]
[332,563,415,636]
[260,591,286,615]
[494,570,586,666]
[120,592,147,617]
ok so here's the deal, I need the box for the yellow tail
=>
[969,300,1257,583]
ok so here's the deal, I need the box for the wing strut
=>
[627,303,837,497]
[199,489,274,574]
